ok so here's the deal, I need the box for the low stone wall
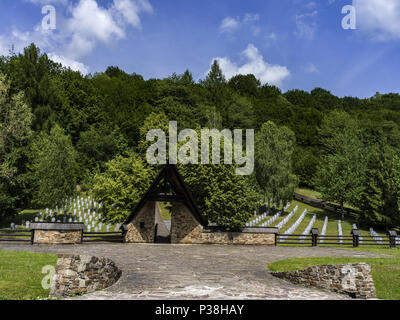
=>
[33,230,82,244]
[50,254,122,298]
[31,223,85,244]
[170,203,277,245]
[198,231,275,245]
[271,263,376,299]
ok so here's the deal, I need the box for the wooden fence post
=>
[387,230,397,248]
[311,228,319,247]
[351,229,360,247]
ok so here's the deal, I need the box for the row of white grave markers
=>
[369,227,383,244]
[353,224,363,243]
[283,202,291,211]
[262,211,281,227]
[280,209,307,242]
[319,216,328,243]
[275,205,298,229]
[299,214,316,242]
[338,220,343,244]
[256,201,290,227]
[245,201,290,227]
[246,209,271,227]
[30,195,123,232]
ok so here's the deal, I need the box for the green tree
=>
[29,125,78,207]
[180,163,260,231]
[358,143,400,229]
[254,121,298,204]
[0,73,33,219]
[77,124,129,186]
[92,153,156,224]
[228,74,260,97]
[313,111,366,219]
[201,60,229,109]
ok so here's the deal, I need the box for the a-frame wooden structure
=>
[123,164,206,227]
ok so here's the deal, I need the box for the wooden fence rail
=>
[276,228,397,248]
[294,193,358,214]
[0,229,32,243]
[82,231,123,243]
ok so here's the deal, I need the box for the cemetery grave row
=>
[246,199,395,246]
[6,195,122,233]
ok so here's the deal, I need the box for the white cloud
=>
[294,10,318,40]
[303,63,319,73]
[304,1,317,9]
[66,0,125,58]
[353,0,400,40]
[113,0,153,29]
[209,44,290,87]
[48,53,89,74]
[220,17,239,33]
[65,0,153,58]
[243,13,259,23]
[0,0,153,74]
[220,13,260,35]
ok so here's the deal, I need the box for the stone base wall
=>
[124,201,156,243]
[170,203,276,245]
[34,230,82,244]
[271,263,376,299]
[170,202,203,243]
[198,232,275,245]
[50,254,121,298]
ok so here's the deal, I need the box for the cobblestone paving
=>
[0,243,388,300]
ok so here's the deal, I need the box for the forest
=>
[1,43,400,231]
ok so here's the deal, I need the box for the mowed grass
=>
[296,188,359,211]
[268,247,400,300]
[296,188,322,199]
[158,202,172,220]
[0,250,57,300]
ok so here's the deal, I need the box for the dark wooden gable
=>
[123,164,206,226]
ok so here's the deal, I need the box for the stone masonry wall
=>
[170,202,203,243]
[201,232,275,245]
[271,263,376,299]
[34,230,82,244]
[124,201,156,243]
[170,203,276,245]
[50,254,121,298]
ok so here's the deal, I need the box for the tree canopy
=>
[1,43,400,229]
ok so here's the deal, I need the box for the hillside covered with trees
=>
[1,43,400,230]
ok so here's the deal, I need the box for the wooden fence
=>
[294,193,358,215]
[0,229,33,243]
[276,229,397,248]
[82,231,124,243]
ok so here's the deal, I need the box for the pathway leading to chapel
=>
[0,243,389,300]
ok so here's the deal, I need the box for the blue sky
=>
[0,0,399,98]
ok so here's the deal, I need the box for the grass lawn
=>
[158,202,172,220]
[296,188,321,199]
[268,247,400,300]
[296,188,358,211]
[0,250,57,300]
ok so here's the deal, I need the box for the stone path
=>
[0,243,389,300]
